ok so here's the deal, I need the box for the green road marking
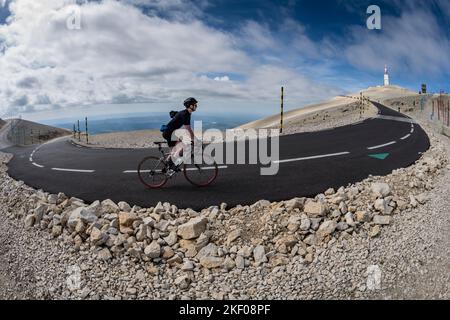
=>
[368,153,390,160]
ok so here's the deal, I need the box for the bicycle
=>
[137,141,219,188]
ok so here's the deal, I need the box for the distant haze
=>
[22,100,288,124]
[42,111,266,135]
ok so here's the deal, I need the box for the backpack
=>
[169,110,178,118]
[160,110,178,132]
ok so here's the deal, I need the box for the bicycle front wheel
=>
[183,155,218,187]
[138,156,168,188]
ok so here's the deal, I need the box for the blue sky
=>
[0,1,10,24]
[0,0,449,121]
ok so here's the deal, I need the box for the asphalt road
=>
[3,102,430,210]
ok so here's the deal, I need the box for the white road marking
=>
[32,162,44,168]
[400,134,411,140]
[185,166,227,171]
[52,168,95,173]
[26,136,85,170]
[410,127,414,133]
[124,165,228,174]
[376,115,416,124]
[273,152,350,164]
[367,141,396,150]
[129,169,162,174]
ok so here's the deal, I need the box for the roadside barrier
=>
[73,117,89,144]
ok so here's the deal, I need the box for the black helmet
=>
[183,97,198,108]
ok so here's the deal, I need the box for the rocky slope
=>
[0,118,71,148]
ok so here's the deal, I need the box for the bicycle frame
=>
[137,141,218,188]
[157,141,200,163]
[156,143,171,160]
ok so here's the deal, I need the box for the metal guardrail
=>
[431,92,450,127]
[5,118,53,146]
[72,117,89,144]
[1,116,86,146]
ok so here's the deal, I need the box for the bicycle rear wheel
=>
[183,155,218,187]
[138,156,168,188]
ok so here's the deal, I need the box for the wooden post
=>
[85,117,89,144]
[438,91,442,122]
[432,100,434,119]
[360,93,363,118]
[280,86,284,134]
[77,120,81,141]
[447,100,450,127]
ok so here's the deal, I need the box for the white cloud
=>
[0,0,343,118]
[238,19,326,62]
[344,5,450,77]
[235,17,341,87]
[244,65,342,103]
[240,20,278,51]
[214,76,230,82]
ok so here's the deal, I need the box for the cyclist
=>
[162,97,198,171]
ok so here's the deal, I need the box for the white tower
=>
[384,65,390,86]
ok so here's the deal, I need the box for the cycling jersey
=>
[162,109,191,146]
[165,109,191,134]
